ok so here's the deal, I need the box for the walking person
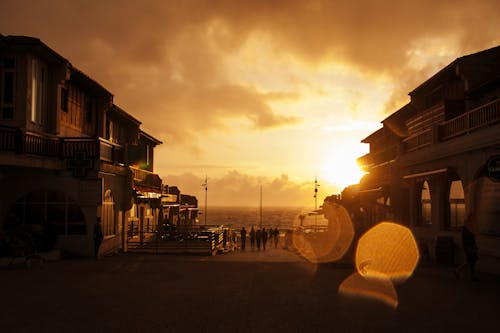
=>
[93,217,104,260]
[455,213,479,281]
[240,226,247,251]
[262,227,268,251]
[256,229,261,250]
[250,226,256,250]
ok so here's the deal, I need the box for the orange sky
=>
[1,0,499,206]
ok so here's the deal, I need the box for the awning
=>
[403,168,448,180]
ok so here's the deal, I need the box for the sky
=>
[1,0,499,207]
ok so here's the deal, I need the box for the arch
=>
[447,178,465,230]
[102,188,116,236]
[420,180,431,225]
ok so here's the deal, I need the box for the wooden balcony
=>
[439,98,500,140]
[403,128,432,152]
[357,144,400,170]
[129,165,162,191]
[0,126,125,165]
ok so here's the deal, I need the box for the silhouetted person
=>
[262,228,268,251]
[250,227,256,250]
[455,214,479,281]
[256,229,261,250]
[240,227,247,250]
[93,217,104,260]
[274,227,279,248]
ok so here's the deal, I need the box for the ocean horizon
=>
[197,206,328,229]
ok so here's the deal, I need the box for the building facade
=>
[354,45,500,272]
[0,35,162,257]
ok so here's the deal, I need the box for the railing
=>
[403,128,432,152]
[0,126,126,166]
[439,98,500,140]
[130,166,162,189]
[357,145,399,169]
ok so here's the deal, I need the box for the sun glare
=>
[320,151,365,189]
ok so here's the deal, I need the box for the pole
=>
[260,185,263,229]
[314,176,319,229]
[203,175,208,225]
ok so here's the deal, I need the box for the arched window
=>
[421,181,432,225]
[448,180,465,230]
[102,189,116,236]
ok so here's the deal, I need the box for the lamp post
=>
[202,175,208,225]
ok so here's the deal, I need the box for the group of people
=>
[239,226,279,251]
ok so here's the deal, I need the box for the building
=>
[0,35,162,257]
[355,45,500,272]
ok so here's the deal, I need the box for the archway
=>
[448,179,465,230]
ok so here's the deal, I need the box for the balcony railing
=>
[357,144,399,169]
[403,128,432,152]
[129,166,162,190]
[439,98,500,140]
[0,126,125,165]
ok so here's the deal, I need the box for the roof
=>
[410,44,500,96]
[382,103,415,138]
[361,127,383,143]
[3,35,68,64]
[140,130,162,145]
[111,104,142,126]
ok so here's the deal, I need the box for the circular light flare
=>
[355,222,420,284]
[292,202,354,263]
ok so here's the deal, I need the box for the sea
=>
[197,206,329,230]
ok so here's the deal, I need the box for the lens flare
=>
[292,203,354,263]
[339,272,398,309]
[355,222,419,283]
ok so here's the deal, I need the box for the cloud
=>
[164,171,339,207]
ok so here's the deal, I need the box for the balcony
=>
[0,126,125,165]
[357,144,400,170]
[403,128,432,152]
[439,98,500,140]
[129,165,162,192]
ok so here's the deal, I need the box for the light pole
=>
[202,175,208,225]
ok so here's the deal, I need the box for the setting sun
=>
[319,147,366,189]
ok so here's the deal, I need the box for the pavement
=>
[1,247,499,333]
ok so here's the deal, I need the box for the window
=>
[84,96,92,123]
[30,58,47,124]
[102,189,116,236]
[421,181,432,225]
[60,87,68,112]
[1,57,16,120]
[8,190,86,236]
[448,180,465,229]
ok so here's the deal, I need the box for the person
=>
[250,227,256,250]
[262,227,268,251]
[455,214,479,281]
[256,229,261,250]
[274,227,279,248]
[240,226,247,250]
[93,217,104,259]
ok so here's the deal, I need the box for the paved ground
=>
[1,247,499,332]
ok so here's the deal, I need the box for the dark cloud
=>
[1,0,499,149]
